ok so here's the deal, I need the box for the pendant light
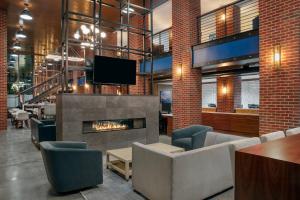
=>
[20,7,33,21]
[13,42,22,50]
[16,27,27,39]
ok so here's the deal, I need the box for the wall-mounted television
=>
[93,56,136,85]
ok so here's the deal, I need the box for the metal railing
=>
[150,27,172,57]
[18,72,63,105]
[198,0,258,44]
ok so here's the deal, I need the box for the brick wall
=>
[172,0,202,129]
[259,0,300,134]
[217,75,241,113]
[216,5,240,39]
[0,9,7,132]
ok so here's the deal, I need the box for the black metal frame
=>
[61,0,154,94]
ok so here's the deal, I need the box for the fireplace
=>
[83,118,146,134]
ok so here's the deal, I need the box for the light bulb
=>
[101,32,107,38]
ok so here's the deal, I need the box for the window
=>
[202,78,217,108]
[241,75,259,108]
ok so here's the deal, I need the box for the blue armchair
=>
[40,141,103,193]
[30,118,56,145]
[172,125,213,150]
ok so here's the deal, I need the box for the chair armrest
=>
[41,120,55,125]
[172,125,213,141]
[38,125,56,142]
[132,143,173,200]
[172,128,195,141]
[49,141,87,149]
[191,131,207,149]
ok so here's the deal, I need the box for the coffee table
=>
[106,143,184,180]
[106,147,132,180]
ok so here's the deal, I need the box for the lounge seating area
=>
[1,0,300,199]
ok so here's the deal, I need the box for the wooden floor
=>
[0,123,233,200]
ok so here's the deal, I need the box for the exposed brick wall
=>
[172,0,202,129]
[216,5,240,39]
[0,9,7,131]
[259,0,300,134]
[217,75,241,113]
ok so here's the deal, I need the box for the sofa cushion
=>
[172,138,192,150]
[285,127,300,137]
[260,131,285,143]
[204,132,245,147]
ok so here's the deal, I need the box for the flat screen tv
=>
[93,56,136,85]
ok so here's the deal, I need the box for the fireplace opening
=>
[83,118,146,133]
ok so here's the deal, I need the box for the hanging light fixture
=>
[12,42,22,50]
[11,53,18,57]
[16,27,27,39]
[9,57,17,63]
[20,7,33,21]
[122,7,134,14]
[101,32,107,38]
[74,31,80,39]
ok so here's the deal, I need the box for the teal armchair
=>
[40,141,103,193]
[172,125,213,150]
[31,118,56,145]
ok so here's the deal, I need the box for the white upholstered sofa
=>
[132,132,251,200]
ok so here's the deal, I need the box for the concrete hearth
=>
[56,94,159,150]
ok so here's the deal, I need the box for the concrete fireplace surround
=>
[56,94,159,150]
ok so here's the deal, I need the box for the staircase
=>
[18,73,63,105]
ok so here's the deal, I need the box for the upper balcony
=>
[140,28,172,75]
[193,0,259,72]
[198,0,259,44]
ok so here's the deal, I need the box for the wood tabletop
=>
[238,134,300,164]
[106,147,132,162]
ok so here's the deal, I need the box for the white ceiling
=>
[201,0,238,15]
[152,0,172,34]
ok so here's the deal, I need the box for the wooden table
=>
[235,134,300,200]
[106,143,184,180]
[106,147,132,180]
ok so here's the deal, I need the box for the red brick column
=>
[217,75,241,113]
[0,9,7,132]
[259,0,300,134]
[172,0,202,129]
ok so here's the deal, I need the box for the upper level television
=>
[93,56,136,85]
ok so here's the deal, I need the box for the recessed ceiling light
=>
[20,7,33,21]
